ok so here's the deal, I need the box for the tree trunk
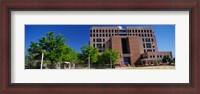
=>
[50,60,54,69]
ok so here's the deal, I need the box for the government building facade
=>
[89,26,172,66]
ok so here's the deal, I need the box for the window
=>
[90,34,92,37]
[106,34,108,37]
[103,39,105,42]
[153,49,155,52]
[144,50,146,52]
[150,55,152,58]
[97,44,102,48]
[93,44,95,47]
[148,34,150,37]
[157,55,159,58]
[99,50,102,52]
[97,38,101,42]
[144,30,146,33]
[109,34,111,37]
[96,30,98,33]
[93,34,95,37]
[153,55,155,58]
[142,38,144,42]
[147,30,149,33]
[146,43,152,48]
[103,44,105,48]
[103,34,105,37]
[147,49,152,52]
[112,34,114,36]
[142,34,144,37]
[150,30,152,33]
[93,38,95,42]
[102,30,104,33]
[135,30,137,33]
[146,38,150,42]
[139,34,141,37]
[160,55,162,58]
[99,30,101,33]
[151,34,153,37]
[138,30,140,33]
[141,30,143,33]
[143,43,145,48]
[100,34,101,37]
[152,38,154,42]
[96,34,98,37]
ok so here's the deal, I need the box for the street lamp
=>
[40,49,46,69]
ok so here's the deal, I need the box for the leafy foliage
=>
[100,49,119,64]
[80,45,98,64]
[162,55,173,64]
[27,32,78,69]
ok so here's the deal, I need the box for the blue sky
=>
[25,25,175,57]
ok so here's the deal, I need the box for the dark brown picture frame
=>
[0,0,199,94]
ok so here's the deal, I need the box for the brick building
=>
[89,26,172,66]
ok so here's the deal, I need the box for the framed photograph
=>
[1,0,199,94]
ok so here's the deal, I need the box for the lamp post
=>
[88,54,91,69]
[40,49,46,69]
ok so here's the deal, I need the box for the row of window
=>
[91,29,152,33]
[127,29,152,33]
[90,33,154,37]
[93,38,105,42]
[149,55,170,58]
[91,29,118,33]
[143,43,155,48]
[93,43,105,48]
[144,49,155,52]
[143,38,154,42]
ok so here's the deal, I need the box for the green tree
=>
[162,55,173,64]
[27,32,77,69]
[80,45,98,64]
[101,49,119,67]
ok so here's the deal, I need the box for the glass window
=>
[93,34,95,37]
[147,49,152,52]
[93,38,95,42]
[97,44,102,48]
[93,44,95,47]
[103,44,105,48]
[146,43,152,48]
[143,43,145,48]
[146,38,151,42]
[103,39,105,42]
[97,38,101,42]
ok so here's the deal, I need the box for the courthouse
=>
[89,26,172,66]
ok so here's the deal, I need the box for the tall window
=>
[147,49,152,52]
[143,43,145,48]
[97,38,102,42]
[146,38,151,42]
[146,43,152,48]
[93,38,95,42]
[97,44,102,48]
